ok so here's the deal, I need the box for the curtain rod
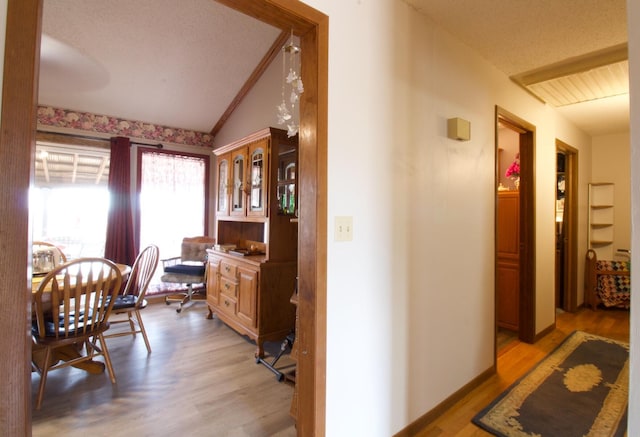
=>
[131,141,163,149]
[36,130,163,148]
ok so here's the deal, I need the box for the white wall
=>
[212,41,296,148]
[216,1,601,434]
[592,133,632,258]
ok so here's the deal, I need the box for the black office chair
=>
[161,236,215,313]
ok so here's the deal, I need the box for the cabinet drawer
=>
[220,261,237,279]
[218,295,237,317]
[219,276,237,298]
[207,255,221,267]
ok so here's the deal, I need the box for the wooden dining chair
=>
[31,257,123,409]
[103,245,159,353]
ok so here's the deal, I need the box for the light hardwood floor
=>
[31,301,297,437]
[32,303,629,437]
[415,307,630,436]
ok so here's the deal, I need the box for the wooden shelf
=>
[588,183,615,259]
[590,240,613,245]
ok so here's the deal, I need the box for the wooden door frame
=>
[496,107,536,344]
[0,1,328,435]
[0,1,42,434]
[555,140,579,312]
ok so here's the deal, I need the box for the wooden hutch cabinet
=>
[207,127,298,357]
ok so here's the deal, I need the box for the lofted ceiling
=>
[37,1,629,184]
[39,0,281,134]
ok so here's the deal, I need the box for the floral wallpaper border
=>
[37,106,214,148]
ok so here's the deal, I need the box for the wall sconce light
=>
[447,117,471,141]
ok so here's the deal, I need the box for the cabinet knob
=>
[224,300,230,307]
[225,283,230,290]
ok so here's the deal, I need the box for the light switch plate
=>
[335,216,353,241]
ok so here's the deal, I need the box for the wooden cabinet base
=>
[206,250,296,357]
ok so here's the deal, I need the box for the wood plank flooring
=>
[31,301,297,437]
[415,307,630,436]
[32,303,629,437]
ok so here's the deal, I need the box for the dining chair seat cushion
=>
[110,295,148,310]
[111,295,136,310]
[163,263,205,276]
[32,310,94,337]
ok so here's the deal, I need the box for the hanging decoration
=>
[276,30,304,137]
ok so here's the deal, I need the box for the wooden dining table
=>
[31,263,131,374]
[31,262,131,293]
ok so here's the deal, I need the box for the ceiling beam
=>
[511,43,628,86]
[210,29,289,137]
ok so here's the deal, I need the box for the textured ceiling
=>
[404,0,629,136]
[39,0,280,133]
[39,1,630,139]
[404,0,627,77]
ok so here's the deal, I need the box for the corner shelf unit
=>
[587,183,614,260]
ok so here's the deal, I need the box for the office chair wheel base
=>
[176,307,182,313]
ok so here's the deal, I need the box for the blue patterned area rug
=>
[472,330,628,436]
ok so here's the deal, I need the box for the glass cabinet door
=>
[231,150,245,216]
[277,142,297,216]
[216,154,229,216]
[248,142,267,216]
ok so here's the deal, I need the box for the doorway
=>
[1,1,328,435]
[495,108,536,345]
[555,141,579,312]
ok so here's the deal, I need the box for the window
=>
[31,143,110,259]
[137,148,209,285]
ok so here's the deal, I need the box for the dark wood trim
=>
[393,366,496,437]
[533,321,556,342]
[209,2,329,435]
[214,0,318,35]
[496,107,537,344]
[555,140,579,312]
[518,127,536,343]
[209,30,290,137]
[299,16,328,437]
[8,2,328,435]
[0,0,42,435]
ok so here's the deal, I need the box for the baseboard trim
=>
[534,321,556,342]
[393,364,496,437]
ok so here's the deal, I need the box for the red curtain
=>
[104,136,137,265]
